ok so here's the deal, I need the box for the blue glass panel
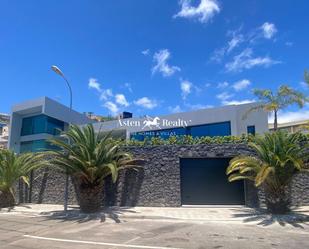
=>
[130,131,156,141]
[155,128,187,139]
[21,115,65,136]
[130,127,187,141]
[190,122,231,137]
[47,116,64,135]
[20,141,33,153]
[33,115,47,134]
[20,139,59,153]
[21,117,33,136]
[247,126,256,135]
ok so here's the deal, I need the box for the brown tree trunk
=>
[73,176,104,213]
[264,185,290,214]
[273,110,278,131]
[0,189,15,208]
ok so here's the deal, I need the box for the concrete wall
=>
[16,144,309,208]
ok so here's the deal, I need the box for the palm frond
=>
[48,124,143,185]
[226,131,306,188]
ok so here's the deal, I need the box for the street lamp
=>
[51,66,72,110]
[51,65,72,212]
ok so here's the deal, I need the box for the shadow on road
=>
[40,206,137,224]
[232,208,309,228]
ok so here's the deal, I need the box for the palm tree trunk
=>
[264,185,290,214]
[73,176,104,213]
[0,189,16,208]
[273,110,278,131]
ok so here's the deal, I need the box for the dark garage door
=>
[180,158,245,205]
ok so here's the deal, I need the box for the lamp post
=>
[51,65,72,212]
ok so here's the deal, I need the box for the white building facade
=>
[8,97,268,153]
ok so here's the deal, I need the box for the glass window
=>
[155,128,187,139]
[20,141,33,153]
[130,127,187,141]
[130,131,156,141]
[33,115,47,134]
[20,139,59,153]
[21,115,65,136]
[189,121,231,137]
[21,117,33,136]
[47,116,64,135]
[247,125,256,135]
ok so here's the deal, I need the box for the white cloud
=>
[103,101,119,114]
[205,83,212,87]
[115,94,129,107]
[232,79,251,91]
[180,80,193,100]
[88,78,102,92]
[134,97,158,109]
[261,22,277,39]
[216,92,234,101]
[210,30,244,63]
[225,48,281,72]
[186,103,213,110]
[100,89,113,101]
[285,41,293,47]
[217,81,229,88]
[227,33,244,53]
[222,99,255,105]
[123,82,133,93]
[142,49,150,56]
[269,109,309,124]
[174,0,220,24]
[152,49,180,77]
[299,81,309,90]
[168,105,182,113]
[210,47,226,63]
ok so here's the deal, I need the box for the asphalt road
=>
[0,213,309,249]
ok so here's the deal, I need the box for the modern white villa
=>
[8,96,268,153]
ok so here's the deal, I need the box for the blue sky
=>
[1,0,309,122]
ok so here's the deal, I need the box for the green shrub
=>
[125,133,309,146]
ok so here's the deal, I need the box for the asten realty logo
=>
[118,116,191,130]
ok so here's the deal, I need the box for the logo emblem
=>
[142,116,161,130]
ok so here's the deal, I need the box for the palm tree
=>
[303,70,309,130]
[48,124,142,213]
[245,85,308,131]
[226,131,308,214]
[0,149,46,208]
[305,70,309,85]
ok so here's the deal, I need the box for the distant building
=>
[268,120,309,133]
[0,113,10,148]
[84,112,117,122]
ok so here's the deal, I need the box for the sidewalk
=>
[1,204,309,225]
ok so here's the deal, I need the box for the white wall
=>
[92,102,269,138]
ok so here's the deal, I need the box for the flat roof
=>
[268,119,309,128]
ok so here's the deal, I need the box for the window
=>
[21,115,65,136]
[47,116,64,135]
[155,128,187,139]
[247,125,256,135]
[20,139,59,153]
[189,121,231,137]
[130,121,232,141]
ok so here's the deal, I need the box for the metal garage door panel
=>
[180,158,245,205]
